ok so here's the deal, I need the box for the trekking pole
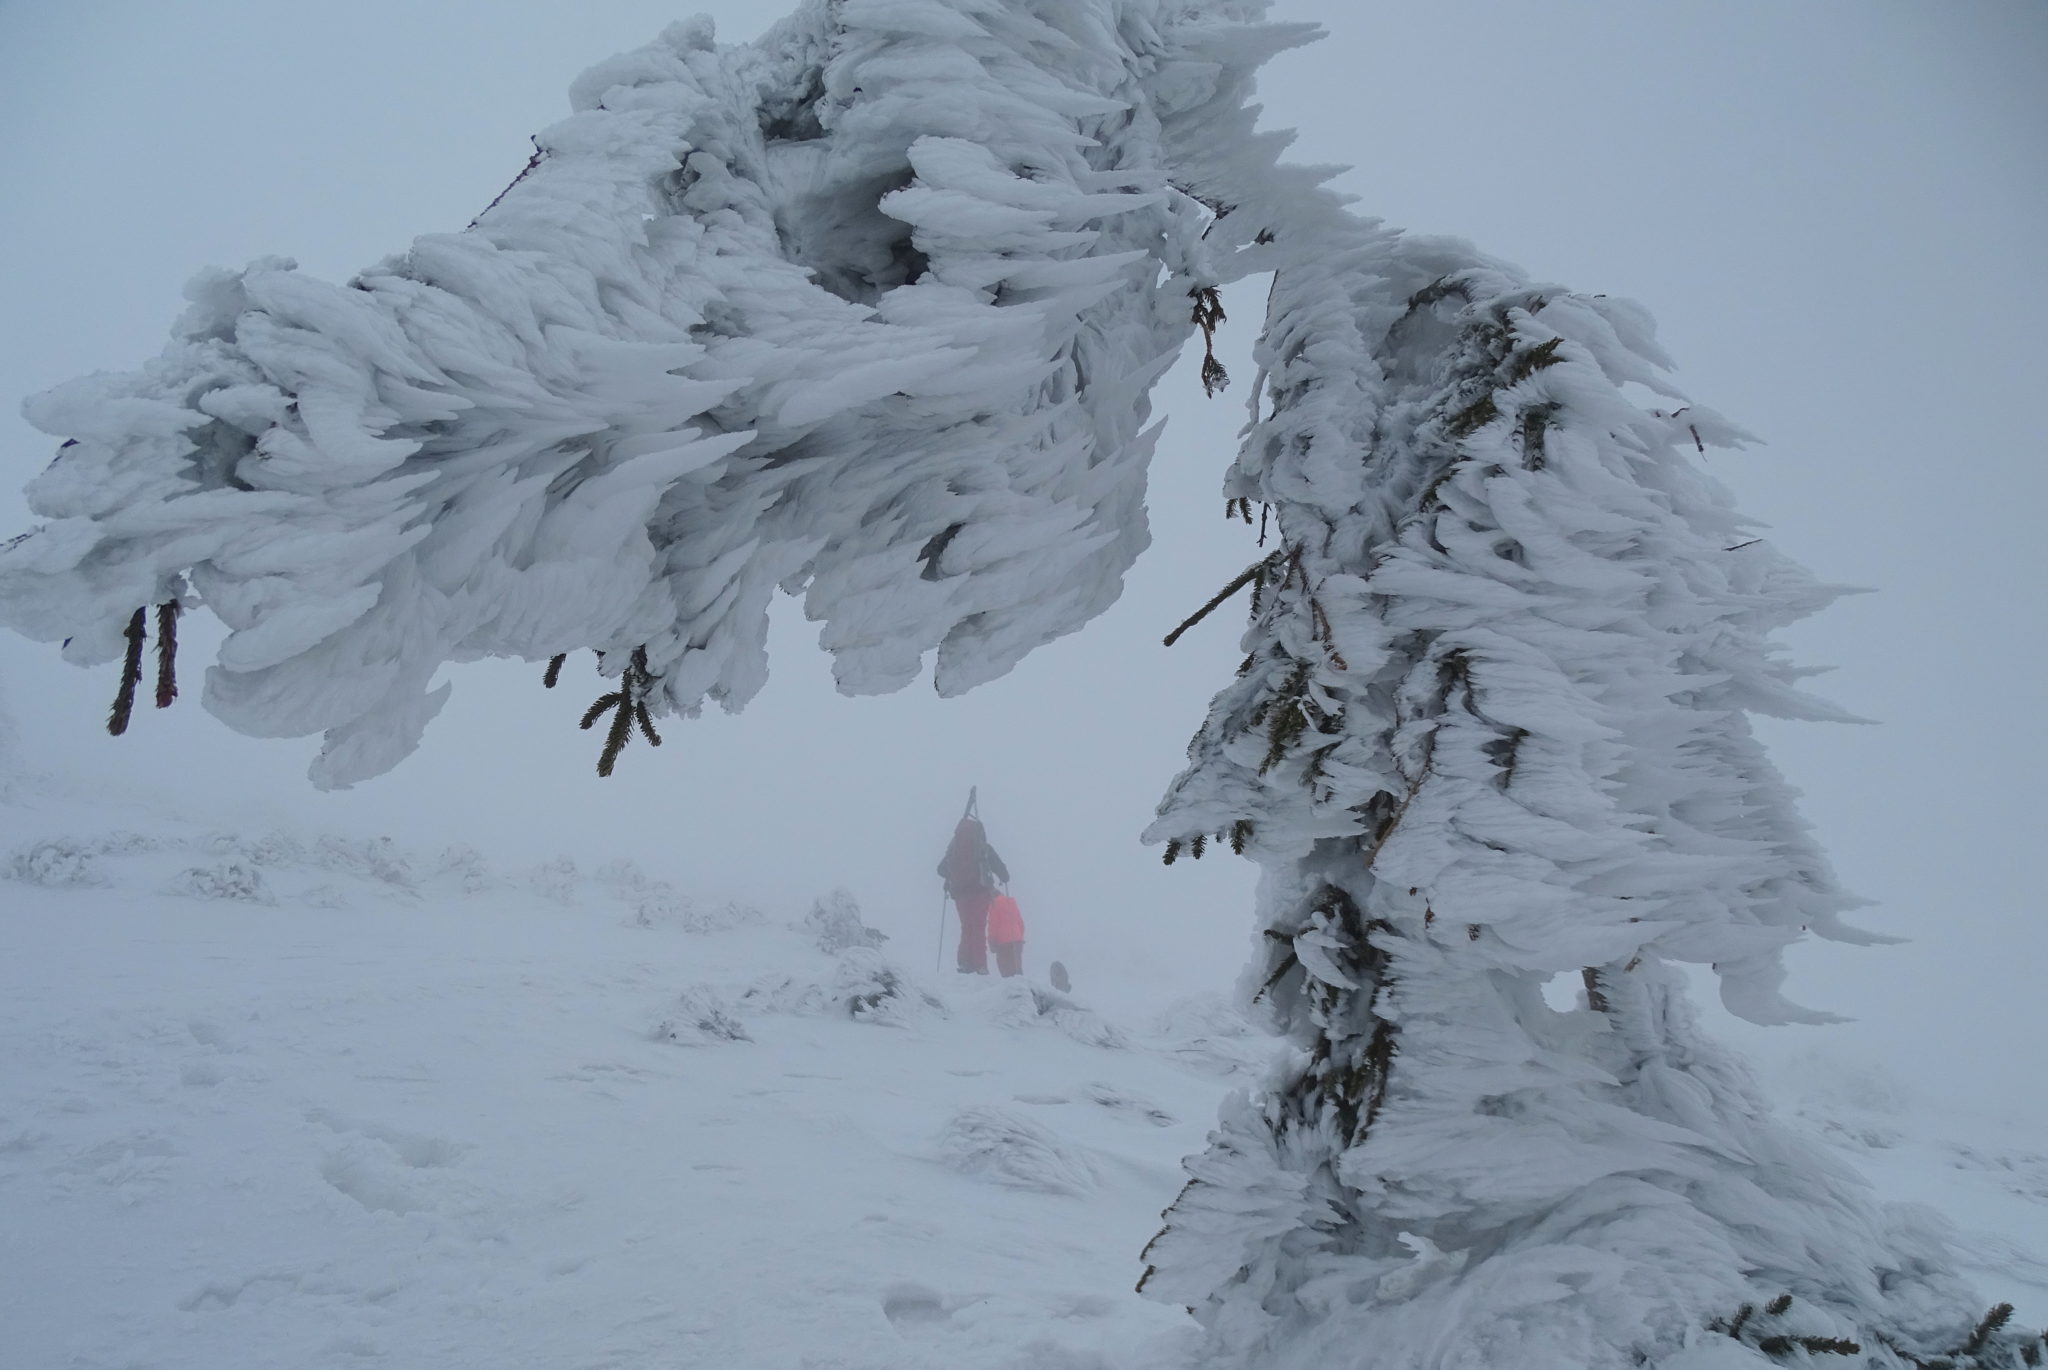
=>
[935,887,951,972]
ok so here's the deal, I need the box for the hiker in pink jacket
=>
[986,891,1026,978]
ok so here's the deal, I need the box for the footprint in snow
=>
[881,1282,950,1328]
[320,1145,431,1216]
[308,1109,470,1168]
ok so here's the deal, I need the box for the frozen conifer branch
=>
[0,0,2025,1365]
[0,0,1291,787]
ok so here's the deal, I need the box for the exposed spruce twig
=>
[1582,967,1609,1013]
[580,646,662,777]
[543,654,567,689]
[1797,1338,1861,1357]
[106,608,147,736]
[917,521,964,581]
[1445,391,1500,438]
[1190,285,1229,396]
[1517,401,1560,470]
[153,601,180,709]
[1962,1304,2015,1358]
[469,137,544,228]
[1308,596,1349,670]
[1503,336,1564,385]
[1164,557,1273,647]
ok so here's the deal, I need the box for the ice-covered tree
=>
[0,2,2032,1366]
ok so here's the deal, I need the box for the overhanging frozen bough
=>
[1,1,2035,1366]
[0,0,1291,786]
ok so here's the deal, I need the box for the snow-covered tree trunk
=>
[0,1,2033,1367]
[1132,231,2033,1367]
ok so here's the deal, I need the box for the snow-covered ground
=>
[4,771,2044,1369]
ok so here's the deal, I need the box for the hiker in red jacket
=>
[987,890,1026,978]
[937,795,1008,974]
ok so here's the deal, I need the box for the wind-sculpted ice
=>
[3,1,2032,1367]
[0,0,1297,787]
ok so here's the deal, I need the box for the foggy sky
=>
[1,2,2042,1105]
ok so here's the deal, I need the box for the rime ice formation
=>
[1134,244,2010,1368]
[1,0,1291,786]
[1,1,2029,1366]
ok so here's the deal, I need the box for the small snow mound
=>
[986,981,1127,1049]
[655,986,752,1044]
[1779,1049,1911,1152]
[7,838,106,887]
[633,883,762,932]
[528,856,580,903]
[234,830,306,867]
[738,949,942,1025]
[1147,993,1255,1041]
[1145,993,1267,1077]
[307,834,414,889]
[433,844,494,894]
[166,859,272,903]
[935,1104,1097,1196]
[837,948,942,1026]
[804,887,887,954]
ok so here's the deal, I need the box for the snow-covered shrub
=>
[738,972,834,1018]
[935,1104,1097,1196]
[314,835,413,890]
[631,883,683,928]
[986,981,1127,1050]
[7,838,106,888]
[242,830,306,867]
[595,857,641,887]
[739,949,941,1025]
[527,856,578,903]
[836,948,941,1026]
[632,883,763,932]
[804,887,886,954]
[93,830,160,857]
[654,986,751,1044]
[433,843,493,895]
[682,897,763,933]
[167,860,271,903]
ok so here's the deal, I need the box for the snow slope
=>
[3,774,2043,1369]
